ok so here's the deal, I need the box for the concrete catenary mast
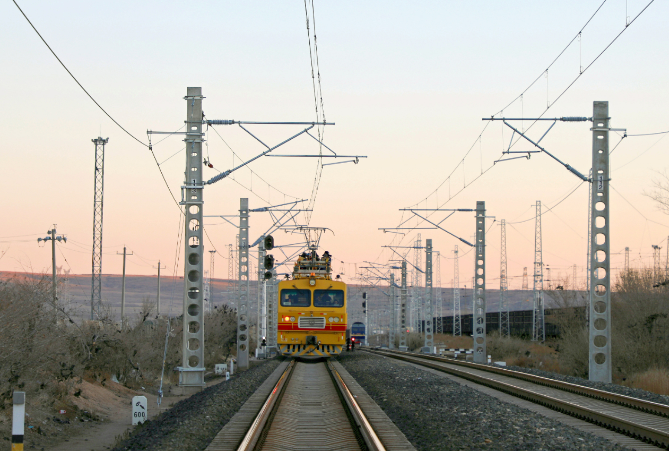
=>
[453,245,461,336]
[179,87,205,392]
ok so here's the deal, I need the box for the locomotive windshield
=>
[313,289,345,308]
[280,289,311,307]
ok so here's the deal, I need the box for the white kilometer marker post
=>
[12,392,25,451]
[132,396,147,425]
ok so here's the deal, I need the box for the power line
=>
[13,0,184,212]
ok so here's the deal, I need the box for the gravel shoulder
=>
[504,365,669,406]
[114,358,284,451]
[336,351,631,451]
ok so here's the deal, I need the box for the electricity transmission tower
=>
[522,267,528,290]
[499,219,509,337]
[624,247,629,272]
[532,201,545,342]
[653,245,661,281]
[453,245,461,336]
[91,137,108,320]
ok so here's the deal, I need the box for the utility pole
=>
[37,226,66,313]
[589,101,612,383]
[154,261,166,317]
[473,201,487,364]
[573,265,578,290]
[423,239,434,351]
[179,87,205,392]
[453,245,461,336]
[500,219,509,337]
[116,247,133,330]
[532,201,545,342]
[624,248,630,272]
[91,137,108,320]
[399,261,408,351]
[237,198,250,370]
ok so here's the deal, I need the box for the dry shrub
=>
[624,367,669,395]
[611,268,669,378]
[486,332,561,372]
[433,333,473,350]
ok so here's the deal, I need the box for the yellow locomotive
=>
[277,250,346,357]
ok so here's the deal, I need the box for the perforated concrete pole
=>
[399,261,408,351]
[424,239,433,350]
[473,201,487,364]
[589,101,612,383]
[179,87,205,392]
[237,198,250,369]
[389,273,396,349]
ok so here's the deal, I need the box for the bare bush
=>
[611,268,669,377]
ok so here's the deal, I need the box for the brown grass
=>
[623,367,669,395]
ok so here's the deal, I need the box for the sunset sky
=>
[1,0,668,301]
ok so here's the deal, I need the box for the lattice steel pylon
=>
[90,137,108,320]
[522,267,528,290]
[499,219,509,337]
[532,201,545,342]
[653,245,661,281]
[624,247,629,272]
[435,251,442,334]
[453,245,461,336]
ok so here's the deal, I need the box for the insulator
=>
[560,117,589,122]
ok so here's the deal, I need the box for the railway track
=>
[365,348,669,449]
[206,357,412,451]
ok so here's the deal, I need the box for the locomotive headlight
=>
[334,317,340,322]
[290,316,295,322]
[284,316,290,321]
[328,317,333,322]
[309,278,316,286]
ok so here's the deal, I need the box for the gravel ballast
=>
[505,364,669,406]
[115,358,284,450]
[337,352,631,451]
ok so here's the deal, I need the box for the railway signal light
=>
[264,235,274,250]
[261,337,267,347]
[264,271,273,280]
[264,254,274,270]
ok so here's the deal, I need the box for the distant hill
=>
[1,271,587,324]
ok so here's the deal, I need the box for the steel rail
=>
[365,349,669,448]
[328,360,386,451]
[237,360,295,451]
[238,359,384,451]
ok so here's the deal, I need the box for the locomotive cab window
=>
[280,289,311,307]
[313,289,344,308]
